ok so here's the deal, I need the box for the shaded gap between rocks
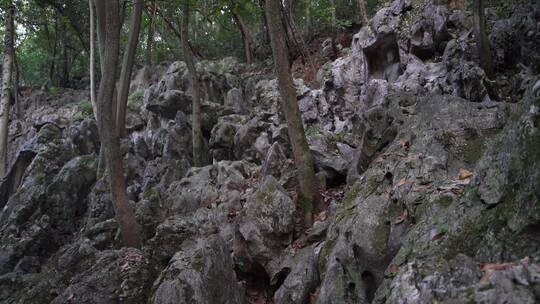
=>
[0,150,37,208]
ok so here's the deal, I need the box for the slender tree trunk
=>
[232,10,254,64]
[284,0,295,30]
[259,0,270,45]
[356,0,369,26]
[61,23,70,87]
[181,3,205,167]
[0,2,14,177]
[89,0,98,118]
[330,0,337,28]
[154,5,203,60]
[305,1,311,38]
[473,0,494,79]
[265,0,321,227]
[116,0,144,137]
[93,0,142,248]
[13,51,22,120]
[49,12,59,86]
[146,0,156,66]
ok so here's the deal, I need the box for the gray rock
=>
[151,235,244,304]
[274,247,320,304]
[236,176,295,274]
[163,160,253,218]
[146,90,192,119]
[225,87,248,114]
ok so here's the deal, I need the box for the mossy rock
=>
[127,91,145,111]
[74,99,94,122]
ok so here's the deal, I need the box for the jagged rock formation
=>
[1,0,540,303]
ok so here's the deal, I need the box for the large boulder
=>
[210,114,247,161]
[0,124,76,274]
[145,90,191,119]
[274,246,320,304]
[162,160,254,218]
[317,91,510,303]
[236,176,296,276]
[151,235,244,304]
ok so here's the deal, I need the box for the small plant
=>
[74,99,94,121]
[127,91,145,110]
[49,86,64,94]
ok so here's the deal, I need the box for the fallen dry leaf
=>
[479,270,493,283]
[387,264,399,274]
[413,183,433,192]
[394,210,409,225]
[397,178,415,188]
[317,211,328,221]
[458,168,473,180]
[480,262,515,271]
[399,139,410,150]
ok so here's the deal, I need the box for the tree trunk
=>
[89,0,98,118]
[154,5,203,60]
[49,11,59,87]
[0,2,14,177]
[93,0,142,248]
[265,0,321,227]
[146,0,156,66]
[116,0,144,137]
[330,0,337,28]
[232,10,254,64]
[356,0,369,26]
[258,0,270,45]
[305,1,311,38]
[61,23,70,87]
[13,51,22,120]
[181,3,205,167]
[473,0,494,79]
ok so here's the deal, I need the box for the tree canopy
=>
[0,0,387,87]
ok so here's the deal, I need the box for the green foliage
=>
[73,99,93,121]
[127,91,144,111]
[7,0,393,88]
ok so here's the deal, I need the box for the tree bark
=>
[0,2,14,177]
[93,0,143,248]
[181,3,205,167]
[330,0,337,28]
[356,0,369,26]
[154,5,203,60]
[258,0,270,45]
[265,0,321,227]
[89,0,98,118]
[232,10,254,64]
[48,11,59,86]
[116,0,144,137]
[146,0,156,66]
[473,0,494,79]
[13,51,22,120]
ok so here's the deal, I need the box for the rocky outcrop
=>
[151,235,244,304]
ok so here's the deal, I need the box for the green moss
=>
[436,195,454,208]
[372,221,390,253]
[143,188,157,200]
[74,99,94,121]
[461,137,486,163]
[127,91,145,111]
[49,86,64,94]
[306,126,319,138]
[191,254,205,273]
[392,246,412,266]
[318,239,336,280]
[342,183,362,208]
